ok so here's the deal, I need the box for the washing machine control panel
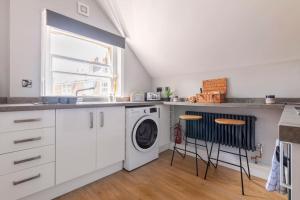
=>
[150,107,157,113]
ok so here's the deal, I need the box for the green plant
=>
[164,88,173,98]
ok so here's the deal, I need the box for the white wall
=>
[153,60,300,98]
[123,44,152,96]
[9,0,151,97]
[0,0,9,96]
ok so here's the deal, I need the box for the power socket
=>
[22,79,32,88]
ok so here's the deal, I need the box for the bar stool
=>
[170,114,210,176]
[204,118,251,195]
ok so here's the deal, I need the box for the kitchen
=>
[0,0,299,200]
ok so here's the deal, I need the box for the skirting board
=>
[21,162,123,200]
[159,143,171,153]
[169,142,271,180]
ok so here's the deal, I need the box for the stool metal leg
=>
[204,140,209,165]
[216,143,221,168]
[184,134,188,158]
[239,147,245,195]
[195,138,199,176]
[245,149,251,179]
[204,141,214,179]
[170,141,176,166]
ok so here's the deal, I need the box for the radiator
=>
[185,111,257,151]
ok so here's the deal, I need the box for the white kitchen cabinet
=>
[0,128,55,155]
[56,109,97,184]
[292,143,300,200]
[97,107,125,169]
[0,145,55,176]
[158,105,171,151]
[0,162,55,200]
[0,110,55,133]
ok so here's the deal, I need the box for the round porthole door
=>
[132,116,159,152]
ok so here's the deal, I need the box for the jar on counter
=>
[265,95,276,104]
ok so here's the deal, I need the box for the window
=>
[42,27,120,97]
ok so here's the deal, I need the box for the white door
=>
[158,105,170,150]
[56,109,97,184]
[97,107,125,169]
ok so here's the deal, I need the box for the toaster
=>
[145,92,161,101]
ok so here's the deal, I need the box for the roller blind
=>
[45,9,125,48]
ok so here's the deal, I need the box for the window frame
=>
[41,26,120,97]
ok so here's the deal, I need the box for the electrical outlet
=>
[22,79,32,88]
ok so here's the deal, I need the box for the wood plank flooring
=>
[56,151,286,200]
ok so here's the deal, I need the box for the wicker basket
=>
[196,78,227,103]
[196,91,225,103]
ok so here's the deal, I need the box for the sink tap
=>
[75,83,97,96]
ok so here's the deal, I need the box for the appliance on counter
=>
[124,106,160,171]
[130,92,145,102]
[145,92,161,101]
[265,95,276,104]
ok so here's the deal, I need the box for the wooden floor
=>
[56,151,286,200]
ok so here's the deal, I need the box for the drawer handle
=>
[14,118,42,123]
[100,112,104,127]
[14,155,42,165]
[14,137,42,144]
[12,173,41,186]
[90,112,94,129]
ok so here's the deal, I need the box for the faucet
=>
[75,83,97,96]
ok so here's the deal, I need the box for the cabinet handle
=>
[14,118,41,123]
[100,112,104,127]
[13,174,41,186]
[14,155,42,165]
[14,137,42,144]
[158,107,161,118]
[90,112,94,129]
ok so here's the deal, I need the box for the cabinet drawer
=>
[0,128,55,155]
[0,162,55,200]
[0,110,55,133]
[0,145,55,176]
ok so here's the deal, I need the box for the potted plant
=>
[164,87,173,101]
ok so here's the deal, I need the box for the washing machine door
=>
[132,116,159,152]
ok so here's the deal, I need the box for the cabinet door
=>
[56,109,97,184]
[292,143,300,199]
[158,105,171,150]
[97,107,125,169]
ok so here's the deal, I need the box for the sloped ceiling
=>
[97,0,300,78]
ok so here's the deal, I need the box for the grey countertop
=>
[279,105,300,144]
[1,98,299,143]
[0,100,287,112]
[0,101,163,112]
[164,101,285,109]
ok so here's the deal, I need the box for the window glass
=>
[43,28,117,97]
[50,31,112,65]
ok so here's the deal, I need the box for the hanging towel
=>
[266,139,281,192]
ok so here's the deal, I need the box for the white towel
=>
[266,139,281,192]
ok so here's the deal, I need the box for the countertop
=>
[164,101,285,109]
[279,105,300,144]
[0,101,163,112]
[0,100,287,112]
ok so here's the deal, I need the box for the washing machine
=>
[124,106,160,171]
